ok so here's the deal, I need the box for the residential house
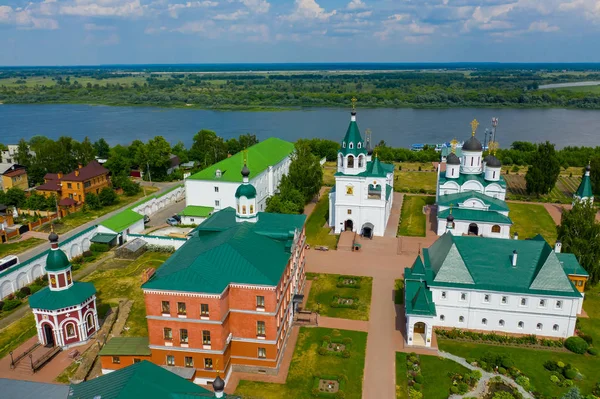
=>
[0,163,29,192]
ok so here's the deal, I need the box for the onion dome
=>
[446,153,460,165]
[46,245,71,272]
[446,213,454,223]
[486,155,501,167]
[49,230,59,244]
[462,136,482,151]
[212,375,225,393]
[241,163,250,178]
[235,183,257,199]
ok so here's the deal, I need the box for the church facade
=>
[436,120,511,239]
[328,109,395,238]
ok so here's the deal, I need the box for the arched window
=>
[215,169,222,178]
[553,324,559,331]
[342,142,346,148]
[499,319,505,327]
[250,205,254,214]
[338,154,343,168]
[482,318,487,325]
[491,225,501,233]
[493,171,496,179]
[242,205,247,215]
[440,315,445,321]
[349,143,354,149]
[471,157,474,166]
[347,155,355,168]
[358,155,364,168]
[459,316,464,323]
[65,323,77,338]
[536,323,543,331]
[358,142,362,148]
[518,321,524,329]
[87,313,94,331]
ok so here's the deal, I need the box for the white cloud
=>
[356,10,372,18]
[282,0,337,22]
[528,20,559,32]
[240,0,270,14]
[60,0,145,18]
[214,9,248,20]
[558,0,600,20]
[145,26,167,34]
[408,22,436,34]
[0,5,58,30]
[84,23,116,31]
[347,0,367,10]
[173,20,222,37]
[229,23,269,41]
[167,1,218,19]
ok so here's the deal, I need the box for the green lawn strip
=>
[398,195,435,237]
[578,284,600,348]
[396,352,408,399]
[304,273,372,321]
[0,313,37,360]
[394,279,404,305]
[305,190,338,249]
[438,340,600,397]
[507,202,557,243]
[420,354,470,399]
[235,327,367,399]
[82,252,170,337]
[395,172,437,193]
[0,238,44,257]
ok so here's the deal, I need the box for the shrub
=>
[15,290,26,299]
[498,367,507,375]
[332,329,341,337]
[564,369,578,380]
[2,298,21,312]
[414,374,424,384]
[479,361,488,371]
[458,382,470,394]
[146,244,176,253]
[588,347,598,356]
[450,386,459,394]
[335,391,345,399]
[20,286,31,296]
[550,375,560,384]
[579,332,594,345]
[0,301,4,310]
[515,376,530,391]
[317,347,327,356]
[90,243,110,253]
[30,284,42,294]
[412,383,422,391]
[466,357,476,365]
[408,388,423,399]
[493,392,515,399]
[565,336,589,354]
[501,358,515,369]
[557,361,565,368]
[342,350,350,358]
[342,337,352,345]
[544,360,559,371]
[322,335,331,343]
[311,388,320,397]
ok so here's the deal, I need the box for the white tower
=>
[460,119,483,175]
[235,163,258,223]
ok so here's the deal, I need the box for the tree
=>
[288,140,323,202]
[73,137,96,166]
[138,136,172,181]
[525,141,560,196]
[238,133,258,150]
[492,392,515,399]
[590,156,600,196]
[266,195,302,214]
[557,201,600,283]
[105,145,132,177]
[171,141,189,164]
[85,193,102,210]
[98,187,118,206]
[189,129,228,169]
[561,387,583,399]
[93,138,111,159]
[4,188,26,208]
[14,139,31,168]
[25,192,49,210]
[0,143,7,151]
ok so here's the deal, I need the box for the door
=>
[414,322,425,334]
[344,220,353,231]
[43,324,55,347]
[468,223,479,236]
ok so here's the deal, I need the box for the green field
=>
[395,172,437,194]
[420,355,471,398]
[396,352,408,399]
[398,195,435,237]
[235,327,367,399]
[507,202,557,243]
[504,174,582,204]
[0,238,44,257]
[577,284,600,352]
[550,85,600,94]
[304,273,373,321]
[305,189,338,249]
[0,313,37,360]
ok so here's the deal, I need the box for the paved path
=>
[303,187,329,216]
[14,181,180,263]
[384,193,403,237]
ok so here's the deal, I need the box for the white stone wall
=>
[180,215,206,225]
[460,150,483,175]
[436,219,511,238]
[406,315,435,347]
[185,156,291,213]
[128,234,187,250]
[133,186,185,217]
[430,287,581,338]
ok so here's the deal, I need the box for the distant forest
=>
[2,67,600,109]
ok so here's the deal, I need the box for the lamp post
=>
[9,351,14,369]
[491,117,499,143]
[316,302,320,326]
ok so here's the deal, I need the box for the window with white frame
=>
[483,294,490,303]
[536,323,543,331]
[556,300,563,309]
[539,299,546,307]
[214,186,219,193]
[441,291,447,299]
[215,200,220,207]
[482,318,487,325]
[518,321,524,329]
[501,296,508,304]
[460,293,467,301]
[553,324,559,331]
[499,319,505,327]
[258,348,267,359]
[459,316,464,323]
[65,323,77,339]
[440,315,445,321]
[520,298,527,306]
[166,355,175,366]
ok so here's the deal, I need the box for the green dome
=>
[235,183,257,199]
[46,249,71,272]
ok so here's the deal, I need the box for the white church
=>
[328,108,394,238]
[436,120,512,239]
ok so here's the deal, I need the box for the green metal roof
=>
[438,208,512,225]
[178,206,214,218]
[101,209,144,233]
[405,280,436,317]
[339,119,367,157]
[437,191,509,212]
[45,248,71,272]
[439,171,506,188]
[68,360,211,399]
[90,233,118,244]
[143,208,306,294]
[235,183,257,199]
[557,253,589,277]
[29,282,96,310]
[335,159,394,179]
[187,138,294,182]
[576,174,593,199]
[100,337,152,356]
[420,233,583,298]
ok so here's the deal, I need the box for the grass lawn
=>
[398,195,435,237]
[0,238,44,257]
[38,187,159,234]
[578,284,600,350]
[395,172,437,194]
[82,251,170,337]
[396,352,408,399]
[304,273,373,321]
[0,313,37,360]
[396,162,435,172]
[323,162,336,187]
[394,279,404,305]
[420,354,470,399]
[305,189,338,249]
[438,340,600,397]
[235,327,367,399]
[507,202,557,243]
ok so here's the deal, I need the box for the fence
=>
[28,213,59,230]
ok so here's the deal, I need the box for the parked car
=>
[166,217,178,226]
[143,215,150,224]
[172,215,181,223]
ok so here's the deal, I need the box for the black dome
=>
[212,375,225,392]
[486,155,501,167]
[447,213,454,222]
[241,163,250,178]
[462,136,482,151]
[446,153,460,165]
[48,231,59,243]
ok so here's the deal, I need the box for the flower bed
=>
[311,374,347,398]
[318,335,352,358]
[336,276,361,289]
[436,328,565,349]
[543,360,584,388]
[331,295,359,309]
[467,352,532,392]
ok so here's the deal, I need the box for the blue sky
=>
[0,0,599,65]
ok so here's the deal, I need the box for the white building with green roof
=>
[184,138,294,217]
[404,233,588,347]
[573,163,594,206]
[436,124,511,238]
[328,110,395,237]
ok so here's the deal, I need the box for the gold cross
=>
[351,97,357,111]
[243,149,248,164]
[470,119,479,136]
[450,138,458,154]
[488,141,499,155]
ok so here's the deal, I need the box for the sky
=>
[1,0,599,66]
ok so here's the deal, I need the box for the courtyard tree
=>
[590,156,600,196]
[93,138,111,159]
[525,141,560,196]
[289,140,323,202]
[189,129,228,169]
[99,187,118,206]
[557,201,600,283]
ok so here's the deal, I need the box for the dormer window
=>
[358,143,361,149]
[349,143,354,149]
[342,142,346,148]
[215,169,222,178]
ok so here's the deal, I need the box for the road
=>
[145,198,186,227]
[15,181,182,263]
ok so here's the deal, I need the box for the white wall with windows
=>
[436,220,511,238]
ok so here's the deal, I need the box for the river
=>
[1,104,599,149]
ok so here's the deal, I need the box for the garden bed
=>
[305,273,372,321]
[331,296,359,309]
[318,333,352,358]
[435,328,566,350]
[336,276,362,289]
[311,375,347,397]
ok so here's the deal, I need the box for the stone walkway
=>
[439,351,533,399]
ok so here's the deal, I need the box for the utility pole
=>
[146,161,152,185]
[492,117,499,143]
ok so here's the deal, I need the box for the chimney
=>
[555,241,562,253]
[513,232,519,240]
[78,164,83,169]
[75,170,79,177]
[58,172,63,179]
[512,250,518,267]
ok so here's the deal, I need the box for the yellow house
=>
[0,163,29,192]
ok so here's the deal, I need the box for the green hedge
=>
[90,243,109,252]
[564,336,589,354]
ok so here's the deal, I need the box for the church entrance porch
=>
[468,223,479,236]
[413,322,426,346]
[361,223,374,239]
[344,219,354,232]
[43,324,55,347]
